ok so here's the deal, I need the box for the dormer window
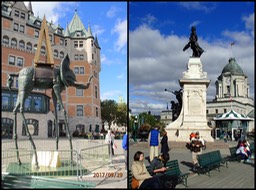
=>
[35,21,41,27]
[76,31,82,37]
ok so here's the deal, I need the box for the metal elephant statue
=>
[7,54,93,168]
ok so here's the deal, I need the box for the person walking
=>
[148,125,161,162]
[105,129,115,156]
[160,130,170,167]
[122,132,128,170]
[190,131,204,171]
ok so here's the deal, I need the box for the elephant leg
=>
[53,85,73,164]
[13,97,21,165]
[21,111,39,169]
[52,92,59,150]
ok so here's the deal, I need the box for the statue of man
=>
[183,26,204,57]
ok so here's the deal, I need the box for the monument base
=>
[32,151,61,168]
[6,160,86,176]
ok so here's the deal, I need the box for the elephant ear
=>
[60,54,76,87]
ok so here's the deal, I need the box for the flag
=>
[231,42,235,46]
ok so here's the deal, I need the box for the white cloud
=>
[112,19,127,52]
[24,2,77,25]
[189,20,201,29]
[92,25,105,36]
[129,24,254,115]
[106,6,119,18]
[141,14,157,26]
[101,90,122,101]
[117,73,124,79]
[179,2,217,13]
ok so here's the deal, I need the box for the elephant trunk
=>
[73,75,93,90]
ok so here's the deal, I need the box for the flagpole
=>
[230,42,235,58]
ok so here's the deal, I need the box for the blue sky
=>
[129,2,254,115]
[24,2,127,103]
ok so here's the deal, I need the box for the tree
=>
[116,102,127,129]
[101,100,117,130]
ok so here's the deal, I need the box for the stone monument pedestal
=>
[166,57,214,142]
[32,151,61,168]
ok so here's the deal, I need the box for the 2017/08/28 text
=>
[93,172,123,178]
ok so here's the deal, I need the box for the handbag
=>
[131,177,139,189]
[112,142,117,149]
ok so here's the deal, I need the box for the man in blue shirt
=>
[148,126,161,162]
[122,132,128,170]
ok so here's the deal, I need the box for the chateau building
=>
[1,1,102,139]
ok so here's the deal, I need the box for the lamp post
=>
[134,115,138,142]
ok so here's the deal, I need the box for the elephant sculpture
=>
[7,54,93,168]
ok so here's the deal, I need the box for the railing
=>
[2,139,110,181]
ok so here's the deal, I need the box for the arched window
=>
[54,49,58,57]
[11,38,17,47]
[26,42,32,51]
[22,119,39,136]
[3,35,9,45]
[60,51,64,58]
[19,40,25,49]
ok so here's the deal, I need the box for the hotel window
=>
[60,51,64,58]
[79,41,83,47]
[91,40,93,47]
[9,55,15,65]
[96,107,99,117]
[76,89,83,96]
[24,96,32,111]
[60,38,64,45]
[77,105,83,116]
[54,50,58,57]
[80,67,84,74]
[79,54,84,60]
[13,23,19,31]
[92,54,94,60]
[224,108,227,113]
[19,40,25,49]
[74,67,79,74]
[17,57,24,67]
[95,86,98,98]
[11,38,17,47]
[14,10,19,17]
[20,12,25,19]
[34,96,42,112]
[65,40,67,46]
[19,25,24,33]
[3,36,9,45]
[2,93,10,110]
[35,30,39,38]
[74,41,78,48]
[41,46,46,55]
[49,34,53,42]
[35,21,41,27]
[215,109,218,114]
[26,42,32,51]
[74,54,79,60]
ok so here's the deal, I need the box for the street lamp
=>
[134,115,138,142]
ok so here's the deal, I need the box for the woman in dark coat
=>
[161,130,170,167]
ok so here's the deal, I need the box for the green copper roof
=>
[221,57,244,75]
[65,10,90,38]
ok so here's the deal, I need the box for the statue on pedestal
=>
[170,89,183,121]
[183,26,204,57]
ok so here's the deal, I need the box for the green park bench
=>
[228,146,242,162]
[147,160,189,187]
[197,150,228,176]
[1,173,96,189]
[165,160,189,187]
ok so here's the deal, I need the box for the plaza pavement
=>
[129,139,255,189]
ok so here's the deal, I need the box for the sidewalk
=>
[129,139,254,188]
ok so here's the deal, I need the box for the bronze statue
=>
[183,26,204,57]
[7,54,93,168]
